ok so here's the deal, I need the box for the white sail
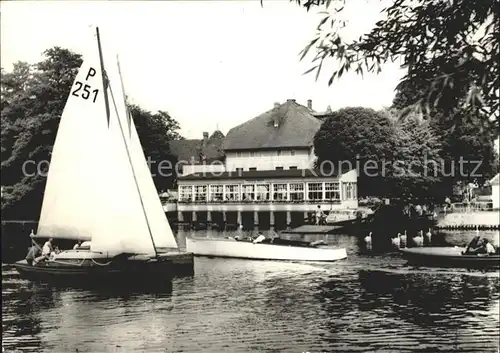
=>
[111,58,179,249]
[38,28,156,257]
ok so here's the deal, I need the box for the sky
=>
[2,0,405,139]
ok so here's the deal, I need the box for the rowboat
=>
[185,236,347,262]
[13,26,194,283]
[400,247,500,270]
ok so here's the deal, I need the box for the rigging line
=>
[93,27,156,257]
[108,82,158,257]
[116,56,132,138]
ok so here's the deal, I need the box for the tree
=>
[128,105,183,192]
[433,111,499,185]
[1,47,184,219]
[383,109,444,200]
[1,48,83,219]
[393,77,499,187]
[313,107,395,197]
[314,107,446,200]
[294,0,499,127]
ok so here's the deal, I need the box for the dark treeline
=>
[313,104,498,202]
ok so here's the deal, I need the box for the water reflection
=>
[2,228,500,353]
[359,269,500,351]
[2,270,59,351]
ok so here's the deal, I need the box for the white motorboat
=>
[325,207,374,225]
[185,237,347,262]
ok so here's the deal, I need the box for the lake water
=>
[2,229,500,353]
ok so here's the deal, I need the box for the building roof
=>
[178,167,352,181]
[223,99,322,151]
[168,130,225,164]
[490,173,499,185]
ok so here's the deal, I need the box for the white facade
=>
[492,176,499,210]
[493,184,499,209]
[181,162,226,177]
[225,147,314,171]
[181,146,318,176]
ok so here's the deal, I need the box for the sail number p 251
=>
[71,67,99,103]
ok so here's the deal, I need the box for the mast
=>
[95,27,158,257]
[96,27,111,125]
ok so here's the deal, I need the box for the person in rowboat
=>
[253,232,266,244]
[463,235,481,255]
[463,237,495,255]
[483,239,496,255]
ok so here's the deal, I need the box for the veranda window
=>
[307,182,323,201]
[325,182,340,200]
[225,184,240,201]
[194,185,207,202]
[241,184,255,201]
[209,185,223,201]
[179,185,192,202]
[255,184,270,201]
[342,182,357,200]
[272,183,287,200]
[289,183,305,201]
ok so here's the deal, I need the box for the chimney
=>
[202,132,209,147]
[307,99,312,110]
[273,102,282,127]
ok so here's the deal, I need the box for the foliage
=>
[294,0,499,127]
[383,109,444,200]
[1,47,183,219]
[431,111,499,186]
[314,107,445,200]
[129,105,182,192]
[1,48,82,219]
[393,76,499,187]
[313,107,395,197]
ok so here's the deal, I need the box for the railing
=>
[177,199,344,204]
[1,220,38,224]
[443,201,493,213]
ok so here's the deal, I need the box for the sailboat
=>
[14,27,194,283]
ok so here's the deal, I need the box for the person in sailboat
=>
[25,242,42,266]
[73,240,82,249]
[33,238,54,264]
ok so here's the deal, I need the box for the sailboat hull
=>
[14,250,194,284]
